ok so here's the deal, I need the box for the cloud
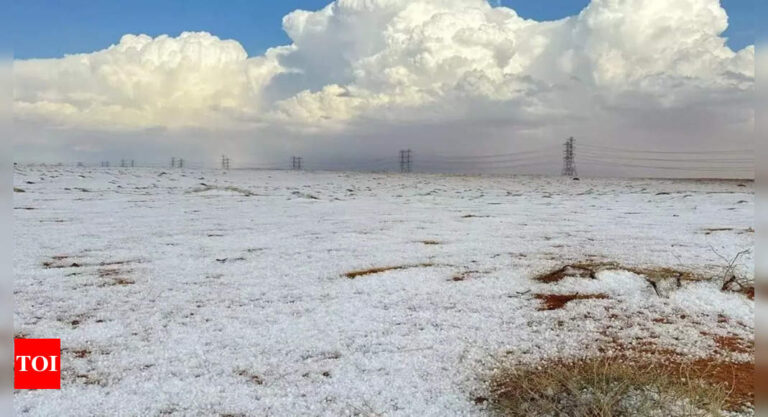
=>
[14,32,288,129]
[268,0,753,128]
[12,0,755,176]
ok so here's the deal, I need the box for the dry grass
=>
[533,261,701,285]
[489,357,732,417]
[344,263,435,279]
[533,262,620,283]
[702,228,734,235]
[624,266,697,282]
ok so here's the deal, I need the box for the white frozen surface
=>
[13,167,754,416]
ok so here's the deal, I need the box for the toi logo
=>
[14,339,61,389]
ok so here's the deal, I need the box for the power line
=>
[428,146,559,161]
[59,142,754,178]
[580,159,754,172]
[418,156,559,166]
[580,154,753,163]
[579,144,752,155]
[416,158,559,169]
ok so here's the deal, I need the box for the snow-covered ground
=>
[13,167,754,416]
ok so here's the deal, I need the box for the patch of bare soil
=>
[97,267,136,287]
[712,334,753,355]
[70,349,92,359]
[42,255,82,269]
[449,270,479,282]
[235,370,264,385]
[702,227,734,235]
[189,185,257,196]
[534,293,609,310]
[43,256,141,270]
[96,264,137,286]
[689,359,753,409]
[533,262,617,283]
[344,263,435,279]
[60,366,111,387]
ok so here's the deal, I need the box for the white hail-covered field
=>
[14,166,754,416]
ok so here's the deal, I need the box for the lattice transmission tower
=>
[562,137,577,177]
[399,149,412,173]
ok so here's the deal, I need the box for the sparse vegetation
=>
[489,357,733,417]
[532,261,714,298]
[708,246,753,297]
[533,262,617,283]
[534,261,703,285]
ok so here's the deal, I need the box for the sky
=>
[9,0,754,59]
[11,0,756,178]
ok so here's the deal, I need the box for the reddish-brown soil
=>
[534,293,609,310]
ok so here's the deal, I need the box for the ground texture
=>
[13,167,754,416]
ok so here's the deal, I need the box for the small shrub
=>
[489,357,729,416]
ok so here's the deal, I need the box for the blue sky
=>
[9,0,754,60]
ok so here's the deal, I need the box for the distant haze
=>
[13,0,754,178]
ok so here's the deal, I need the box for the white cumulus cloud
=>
[14,32,288,129]
[268,0,753,128]
[12,0,755,175]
